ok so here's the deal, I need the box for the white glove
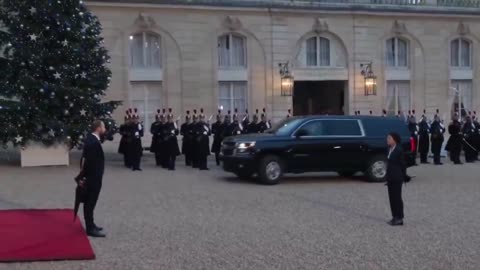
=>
[135,131,139,136]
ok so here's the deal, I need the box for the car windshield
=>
[267,117,303,136]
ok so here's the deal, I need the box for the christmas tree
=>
[0,0,120,148]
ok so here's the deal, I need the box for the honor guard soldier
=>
[222,111,234,137]
[407,110,419,165]
[258,108,270,133]
[241,110,250,134]
[165,109,181,170]
[128,109,144,171]
[247,109,260,134]
[446,112,463,164]
[180,111,194,166]
[118,109,132,168]
[211,109,224,166]
[231,109,243,136]
[150,109,164,167]
[418,110,431,164]
[195,109,211,170]
[287,109,292,119]
[382,109,387,117]
[462,113,477,163]
[430,110,445,165]
[191,110,200,168]
[473,112,480,160]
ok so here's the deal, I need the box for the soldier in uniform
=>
[231,109,243,136]
[211,110,224,166]
[446,112,463,164]
[247,110,260,134]
[191,110,199,168]
[418,111,431,164]
[180,111,194,166]
[258,108,271,133]
[430,111,445,165]
[118,109,132,168]
[462,114,477,163]
[287,109,292,119]
[165,109,181,170]
[150,109,164,167]
[473,111,480,161]
[128,109,144,171]
[195,109,211,170]
[407,111,419,165]
[222,111,234,138]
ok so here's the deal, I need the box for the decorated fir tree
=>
[0,0,120,148]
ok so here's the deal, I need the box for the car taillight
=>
[410,137,416,152]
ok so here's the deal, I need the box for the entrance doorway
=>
[293,81,347,116]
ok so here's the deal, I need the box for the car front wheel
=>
[258,155,283,185]
[365,155,387,182]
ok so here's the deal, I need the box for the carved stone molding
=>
[457,21,470,36]
[134,13,156,30]
[392,20,407,35]
[313,18,328,34]
[222,16,242,31]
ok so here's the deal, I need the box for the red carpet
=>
[0,209,95,262]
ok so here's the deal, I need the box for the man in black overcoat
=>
[247,110,260,134]
[446,113,463,164]
[191,110,199,168]
[195,109,211,170]
[418,114,430,164]
[473,112,480,161]
[127,112,144,171]
[165,110,181,170]
[211,110,224,166]
[180,111,194,166]
[81,120,107,237]
[462,115,477,163]
[118,109,133,168]
[150,110,164,166]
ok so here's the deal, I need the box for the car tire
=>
[258,155,283,185]
[365,155,388,182]
[337,171,357,178]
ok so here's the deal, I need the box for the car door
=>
[289,120,335,171]
[321,119,366,170]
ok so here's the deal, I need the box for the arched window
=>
[451,38,471,68]
[218,33,246,68]
[386,37,408,67]
[306,36,330,67]
[129,32,161,69]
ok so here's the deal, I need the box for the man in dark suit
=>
[386,132,407,226]
[80,120,107,237]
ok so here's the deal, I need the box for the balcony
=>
[92,0,480,13]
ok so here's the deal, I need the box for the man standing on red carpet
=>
[80,120,107,237]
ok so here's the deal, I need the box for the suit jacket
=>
[386,145,407,184]
[82,133,105,185]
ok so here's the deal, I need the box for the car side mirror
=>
[295,129,308,138]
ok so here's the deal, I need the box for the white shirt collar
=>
[388,145,396,158]
[92,133,101,141]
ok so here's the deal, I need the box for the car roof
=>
[292,115,402,121]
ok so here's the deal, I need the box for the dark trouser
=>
[464,142,476,162]
[214,152,220,166]
[192,151,199,168]
[450,149,461,163]
[168,155,176,170]
[123,154,130,168]
[185,152,192,166]
[131,152,142,169]
[420,151,428,163]
[388,182,404,220]
[198,155,208,170]
[84,182,102,231]
[431,140,442,164]
[155,152,162,166]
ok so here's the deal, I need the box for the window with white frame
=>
[218,34,246,68]
[386,81,411,115]
[386,37,408,68]
[129,82,162,129]
[218,82,247,113]
[450,80,473,118]
[130,32,161,69]
[306,36,331,67]
[450,38,471,68]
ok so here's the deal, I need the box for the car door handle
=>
[333,146,342,149]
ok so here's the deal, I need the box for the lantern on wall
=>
[279,62,294,96]
[361,62,377,96]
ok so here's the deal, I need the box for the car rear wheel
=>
[258,155,283,185]
[365,155,387,182]
[337,171,357,178]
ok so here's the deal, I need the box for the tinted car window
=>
[269,118,303,136]
[323,120,362,136]
[298,120,325,136]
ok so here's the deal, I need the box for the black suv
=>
[220,116,416,185]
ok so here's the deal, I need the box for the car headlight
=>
[236,141,256,150]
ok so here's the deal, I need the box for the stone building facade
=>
[87,0,480,126]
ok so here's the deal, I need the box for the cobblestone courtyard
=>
[0,148,479,270]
